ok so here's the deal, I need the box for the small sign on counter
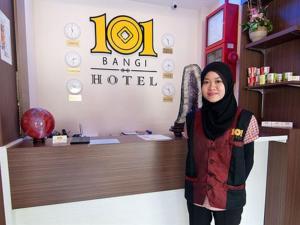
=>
[89,139,120,145]
[137,134,172,141]
[52,135,68,144]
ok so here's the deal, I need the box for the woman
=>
[185,62,259,225]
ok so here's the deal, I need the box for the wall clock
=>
[161,83,175,97]
[66,79,83,95]
[64,23,81,40]
[161,34,175,48]
[162,59,175,72]
[65,51,81,68]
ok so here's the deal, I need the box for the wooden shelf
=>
[246,81,300,90]
[259,126,291,137]
[246,25,300,50]
[245,81,300,119]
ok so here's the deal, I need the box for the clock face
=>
[161,34,175,48]
[66,79,83,94]
[207,10,224,46]
[65,51,81,67]
[162,59,175,72]
[162,83,175,97]
[64,23,81,40]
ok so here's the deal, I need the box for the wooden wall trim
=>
[264,141,288,225]
[0,0,20,147]
[264,129,300,225]
[239,1,300,224]
[14,0,30,117]
[284,129,300,225]
[8,137,187,209]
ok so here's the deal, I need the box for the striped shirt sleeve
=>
[244,115,259,144]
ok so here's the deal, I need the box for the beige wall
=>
[25,0,209,136]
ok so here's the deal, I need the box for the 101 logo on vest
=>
[231,128,244,139]
[90,14,157,57]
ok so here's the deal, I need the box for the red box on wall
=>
[205,2,239,82]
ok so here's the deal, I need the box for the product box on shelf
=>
[261,121,293,128]
[287,75,300,81]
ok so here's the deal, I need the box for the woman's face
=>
[201,71,225,103]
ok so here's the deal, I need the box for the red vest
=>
[187,108,246,209]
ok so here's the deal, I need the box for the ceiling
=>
[129,0,221,10]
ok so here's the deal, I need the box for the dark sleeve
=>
[244,141,254,179]
[185,111,194,139]
[185,111,196,178]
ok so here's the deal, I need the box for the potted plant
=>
[242,0,273,42]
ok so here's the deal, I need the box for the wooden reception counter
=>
[7,135,187,209]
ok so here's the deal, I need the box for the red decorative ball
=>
[21,108,55,140]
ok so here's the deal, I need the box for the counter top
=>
[9,134,180,149]
[10,130,290,149]
[255,135,288,143]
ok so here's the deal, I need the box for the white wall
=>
[24,0,245,136]
[14,190,189,225]
[25,0,208,137]
[0,140,23,225]
[0,147,14,225]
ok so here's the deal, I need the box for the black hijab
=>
[201,62,237,140]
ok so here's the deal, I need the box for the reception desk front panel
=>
[8,136,187,209]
